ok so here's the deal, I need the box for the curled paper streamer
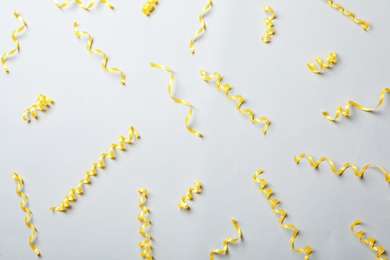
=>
[200,70,270,134]
[178,180,202,210]
[189,0,212,54]
[307,52,337,74]
[12,173,40,256]
[138,188,152,260]
[74,22,125,85]
[1,11,26,73]
[327,0,369,30]
[50,126,140,212]
[210,219,242,260]
[142,0,158,16]
[150,62,202,137]
[22,94,54,122]
[252,169,312,260]
[261,6,275,43]
[350,220,388,259]
[54,0,113,10]
[322,87,390,121]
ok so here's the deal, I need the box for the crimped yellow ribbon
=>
[74,22,125,85]
[307,52,337,74]
[138,188,152,260]
[54,0,113,10]
[22,94,54,122]
[150,62,202,137]
[50,126,140,211]
[142,0,158,16]
[261,6,275,43]
[178,180,201,210]
[200,70,270,134]
[252,169,312,260]
[327,0,369,30]
[189,0,212,54]
[1,11,26,73]
[12,173,40,256]
[210,219,242,260]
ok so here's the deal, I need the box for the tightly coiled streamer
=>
[138,188,152,260]
[142,0,158,16]
[307,52,337,74]
[189,0,212,54]
[261,6,275,43]
[178,180,201,210]
[327,0,369,30]
[54,0,113,9]
[22,94,54,122]
[210,219,242,260]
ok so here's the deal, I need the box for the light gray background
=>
[0,0,389,259]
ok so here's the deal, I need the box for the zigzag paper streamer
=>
[22,94,54,122]
[210,219,242,260]
[307,52,337,74]
[178,180,201,210]
[12,173,40,256]
[1,11,26,73]
[54,0,113,10]
[142,0,158,16]
[200,70,270,134]
[189,0,212,54]
[261,6,275,43]
[74,22,125,85]
[138,188,152,260]
[50,126,140,212]
[327,0,369,30]
[150,62,202,137]
[252,169,312,260]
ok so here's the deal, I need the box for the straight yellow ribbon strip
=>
[50,126,140,212]
[74,22,125,85]
[12,173,40,256]
[210,219,242,260]
[200,70,270,134]
[252,169,312,260]
[178,180,201,210]
[189,0,212,54]
[350,220,388,260]
[261,6,275,43]
[327,1,369,30]
[1,11,26,73]
[150,62,202,137]
[138,188,152,260]
[307,52,337,74]
[322,87,390,121]
[22,94,54,122]
[54,0,113,10]
[142,0,158,16]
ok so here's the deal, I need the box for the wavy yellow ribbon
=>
[50,126,140,211]
[22,94,54,122]
[1,11,26,73]
[210,219,242,260]
[54,0,113,10]
[178,180,201,210]
[12,173,40,256]
[261,6,275,43]
[200,70,270,134]
[189,0,212,54]
[150,62,202,137]
[307,52,337,74]
[138,188,152,260]
[74,22,125,85]
[142,0,158,16]
[350,220,388,260]
[327,0,369,30]
[252,169,312,260]
[322,87,390,121]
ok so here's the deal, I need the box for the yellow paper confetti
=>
[178,180,201,210]
[189,0,212,54]
[22,94,54,122]
[142,0,158,16]
[210,219,242,260]
[261,6,275,43]
[307,52,337,74]
[200,70,270,134]
[327,0,369,30]
[50,126,140,212]
[138,188,152,260]
[54,0,113,10]
[12,173,40,256]
[252,169,312,260]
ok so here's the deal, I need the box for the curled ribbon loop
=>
[327,1,369,30]
[252,169,312,260]
[50,126,140,212]
[210,219,242,260]
[54,0,113,10]
[150,62,202,137]
[138,188,153,260]
[200,70,270,134]
[22,94,54,122]
[12,173,40,256]
[189,0,212,54]
[307,52,337,74]
[74,22,125,85]
[142,0,158,16]
[178,180,202,210]
[261,6,275,43]
[1,11,26,73]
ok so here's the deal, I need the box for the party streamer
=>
[322,87,390,121]
[1,11,26,73]
[22,94,54,122]
[200,70,270,134]
[307,52,337,74]
[210,219,242,260]
[150,62,202,137]
[350,220,388,259]
[50,126,140,211]
[142,0,158,16]
[261,6,275,43]
[189,0,212,54]
[178,180,201,210]
[326,1,369,30]
[138,188,152,260]
[74,22,125,85]
[12,173,40,256]
[252,169,312,260]
[54,0,113,10]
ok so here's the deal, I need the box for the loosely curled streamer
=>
[200,70,270,134]
[252,169,312,260]
[322,87,390,121]
[350,220,388,260]
[50,126,140,211]
[189,0,212,54]
[54,0,113,10]
[327,0,369,30]
[307,52,337,74]
[12,173,40,256]
[178,180,202,210]
[74,22,125,85]
[261,6,275,43]
[142,0,158,16]
[150,62,202,137]
[210,219,242,260]
[1,11,26,73]
[138,188,152,260]
[22,94,54,122]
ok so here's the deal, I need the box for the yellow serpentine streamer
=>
[200,70,270,134]
[178,180,201,210]
[74,22,125,85]
[142,0,158,16]
[54,0,113,10]
[150,62,202,137]
[261,6,275,43]
[22,94,54,122]
[327,0,369,30]
[12,173,40,256]
[322,87,390,121]
[138,188,152,260]
[252,169,312,260]
[350,220,388,260]
[50,126,140,212]
[189,0,212,54]
[1,11,26,73]
[210,219,242,260]
[307,52,337,74]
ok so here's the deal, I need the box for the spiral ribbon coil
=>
[138,188,153,260]
[327,0,369,30]
[54,0,113,10]
[307,52,337,74]
[142,0,158,16]
[22,94,54,122]
[261,6,275,43]
[189,0,212,54]
[178,180,202,210]
[210,219,242,260]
